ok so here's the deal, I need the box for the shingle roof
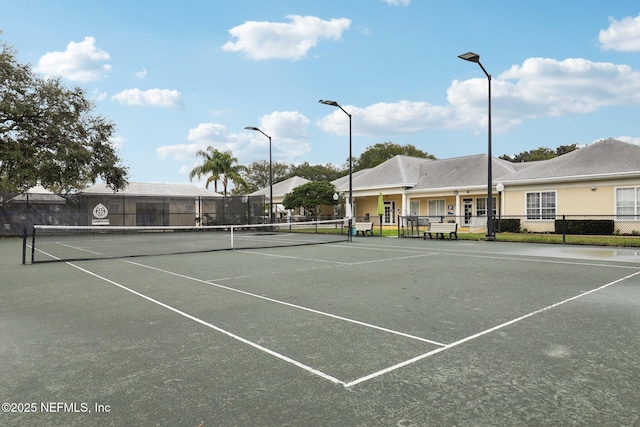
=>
[499,138,640,183]
[333,156,433,191]
[409,154,523,191]
[8,186,66,204]
[250,176,310,197]
[79,182,222,197]
[331,168,371,190]
[249,139,640,196]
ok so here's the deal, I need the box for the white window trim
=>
[525,190,557,221]
[475,196,497,217]
[409,199,420,216]
[428,199,446,217]
[615,186,640,220]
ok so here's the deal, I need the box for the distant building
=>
[252,138,640,233]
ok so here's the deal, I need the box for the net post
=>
[348,218,353,242]
[21,226,27,265]
[230,225,234,249]
[31,226,36,264]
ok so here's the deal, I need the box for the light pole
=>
[319,99,353,241]
[244,126,273,224]
[458,51,494,240]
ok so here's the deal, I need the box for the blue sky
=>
[2,0,640,188]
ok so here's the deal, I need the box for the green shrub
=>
[554,219,615,235]
[494,218,521,233]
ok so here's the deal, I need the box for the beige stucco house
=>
[259,138,640,232]
[340,138,640,232]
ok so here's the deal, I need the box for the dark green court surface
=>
[1,236,639,426]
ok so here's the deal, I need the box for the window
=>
[410,200,420,216]
[475,197,497,217]
[616,187,640,218]
[428,199,446,217]
[526,191,556,220]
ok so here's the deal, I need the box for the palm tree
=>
[189,147,248,196]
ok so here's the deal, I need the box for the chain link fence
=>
[397,214,640,247]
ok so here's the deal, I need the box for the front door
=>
[463,198,473,226]
[383,201,396,224]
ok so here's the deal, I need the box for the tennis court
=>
[2,234,639,426]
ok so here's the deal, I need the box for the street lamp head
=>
[458,52,480,63]
[245,126,271,139]
[319,99,339,107]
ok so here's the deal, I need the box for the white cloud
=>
[108,135,126,149]
[616,136,640,146]
[222,15,351,60]
[317,101,453,137]
[252,111,312,159]
[448,57,640,133]
[91,90,108,102]
[315,57,640,138]
[135,67,147,79]
[598,14,640,52]
[156,112,312,176]
[382,0,410,5]
[111,88,183,108]
[34,36,111,81]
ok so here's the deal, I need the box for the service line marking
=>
[344,268,640,387]
[65,261,347,386]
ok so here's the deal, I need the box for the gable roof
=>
[79,182,222,197]
[408,154,524,191]
[331,168,371,190]
[334,155,433,191]
[8,186,67,204]
[250,176,310,198]
[499,138,640,184]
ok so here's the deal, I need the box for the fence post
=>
[562,215,566,244]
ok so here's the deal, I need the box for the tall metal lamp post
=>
[319,99,353,241]
[244,126,273,224]
[458,51,494,240]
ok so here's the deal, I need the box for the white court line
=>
[348,253,438,265]
[122,259,445,347]
[239,249,438,266]
[345,241,640,270]
[41,241,640,388]
[65,261,347,387]
[238,250,349,265]
[344,268,640,387]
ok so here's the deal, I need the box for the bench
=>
[424,222,458,240]
[354,222,374,236]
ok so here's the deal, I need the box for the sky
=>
[2,0,640,189]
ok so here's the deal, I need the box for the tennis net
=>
[25,219,349,263]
